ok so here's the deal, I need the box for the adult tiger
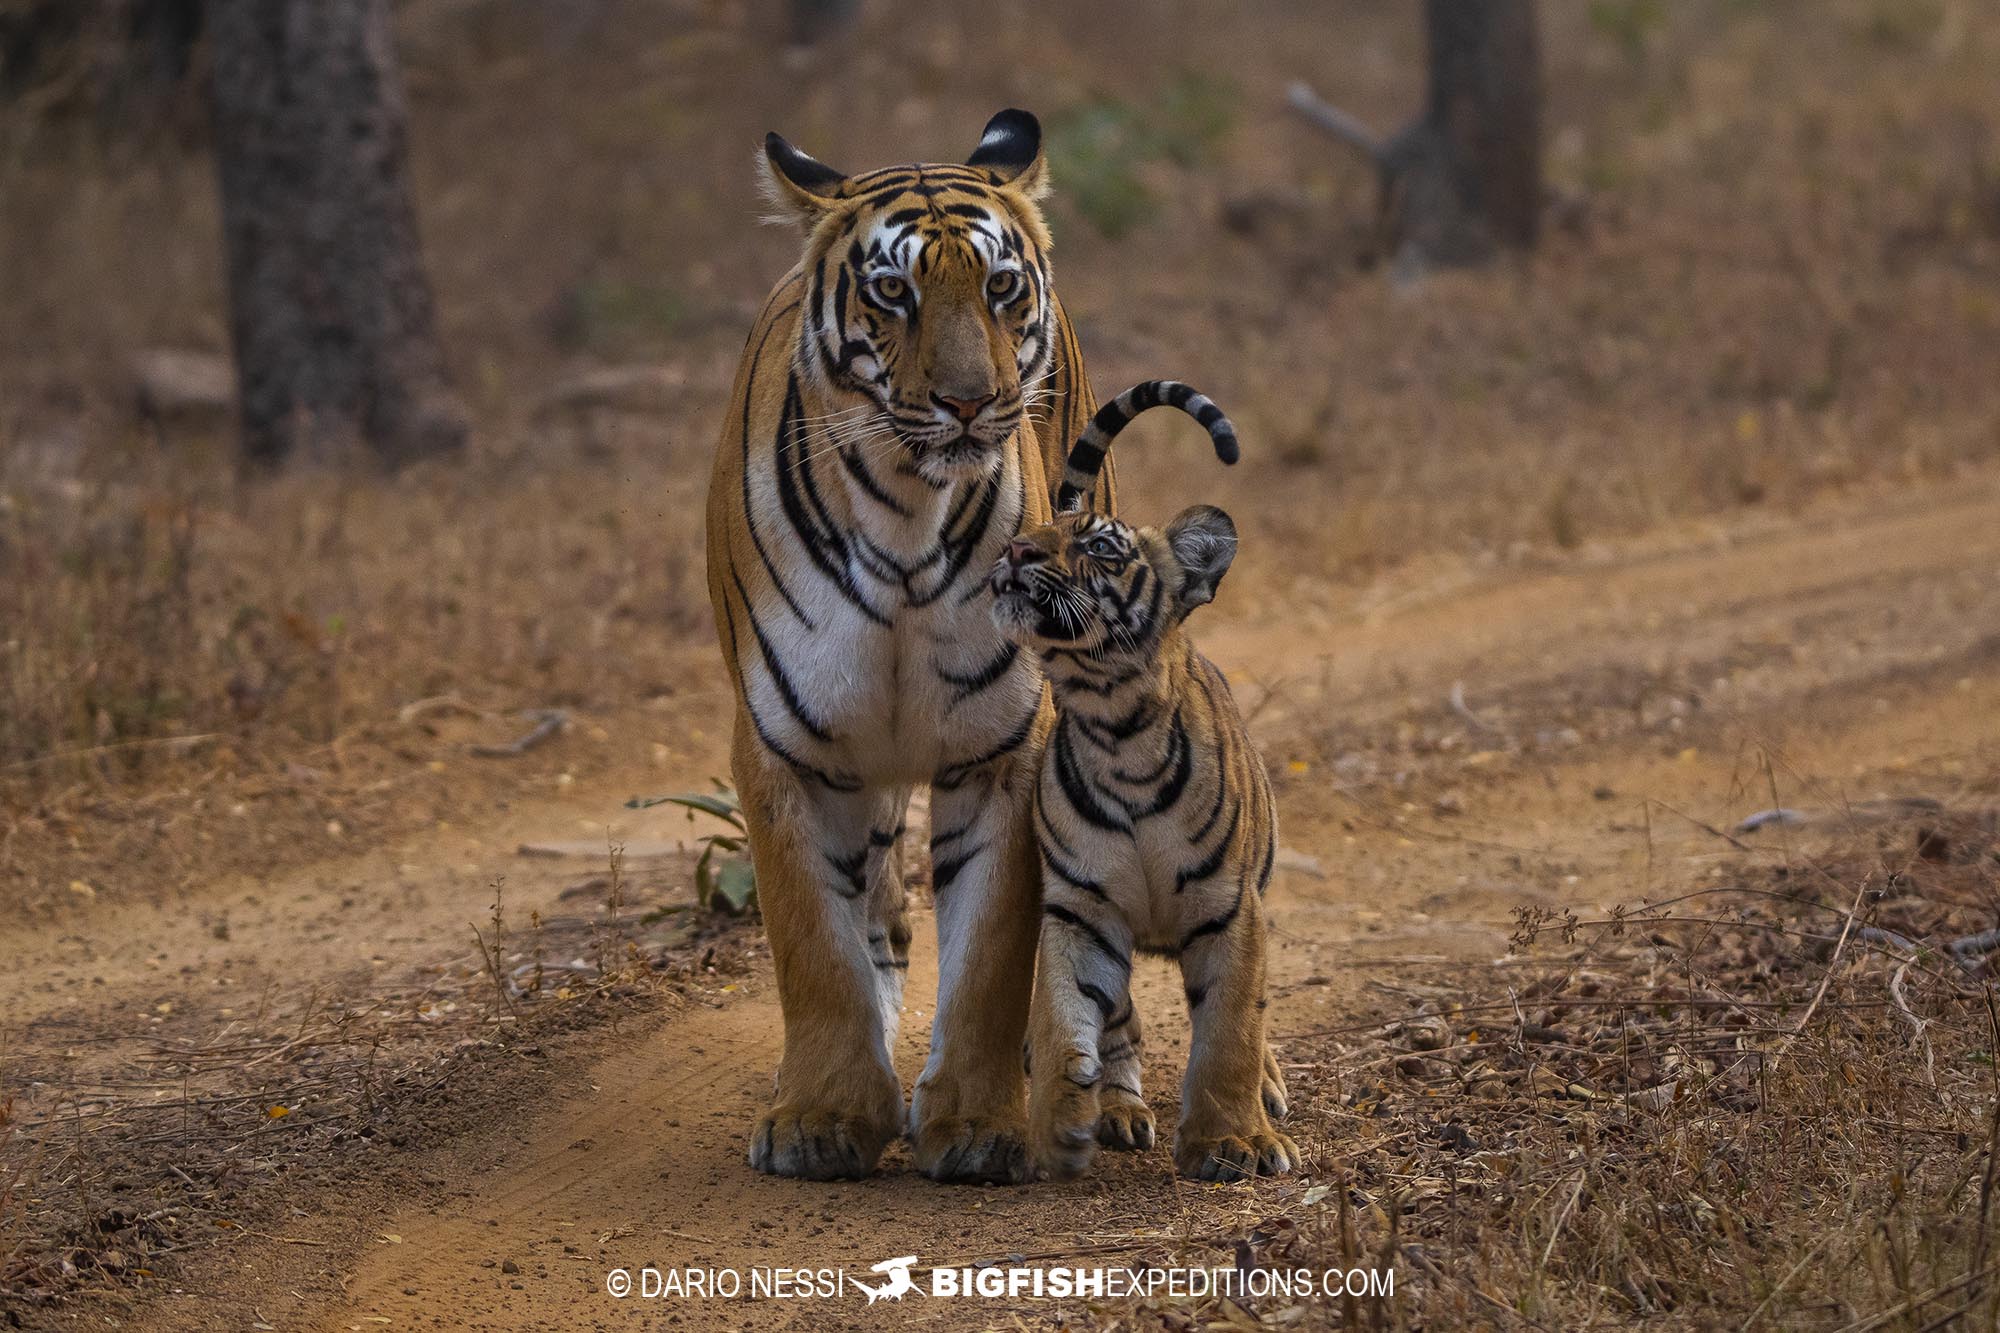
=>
[704,109,1109,1182]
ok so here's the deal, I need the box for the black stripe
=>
[932,844,985,894]
[730,567,836,743]
[825,848,868,898]
[934,704,1036,789]
[1179,882,1245,952]
[1076,981,1119,1023]
[1040,836,1108,901]
[1175,799,1241,893]
[939,642,1019,702]
[1053,717,1131,831]
[840,445,912,517]
[1046,904,1130,974]
[737,296,813,628]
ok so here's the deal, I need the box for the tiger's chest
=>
[738,443,1044,787]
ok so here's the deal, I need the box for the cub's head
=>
[990,506,1238,662]
[761,109,1055,483]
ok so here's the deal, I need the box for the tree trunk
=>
[1394,0,1543,261]
[1289,0,1543,274]
[208,0,467,467]
[788,0,860,47]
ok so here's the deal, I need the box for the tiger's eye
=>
[987,270,1019,300]
[871,275,908,304]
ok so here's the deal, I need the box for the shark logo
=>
[851,1255,920,1304]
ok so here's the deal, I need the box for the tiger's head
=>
[989,506,1239,662]
[761,109,1056,483]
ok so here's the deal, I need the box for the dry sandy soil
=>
[8,466,2000,1331]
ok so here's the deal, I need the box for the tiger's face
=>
[762,111,1056,483]
[990,507,1239,660]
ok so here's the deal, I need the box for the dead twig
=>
[469,708,567,758]
[1888,961,1936,1088]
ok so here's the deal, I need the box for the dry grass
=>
[1100,806,2000,1329]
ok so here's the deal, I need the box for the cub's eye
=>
[1085,534,1122,559]
[868,275,909,305]
[986,270,1020,300]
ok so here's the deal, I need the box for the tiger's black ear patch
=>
[764,132,847,197]
[967,109,1045,193]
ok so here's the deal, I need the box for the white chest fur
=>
[736,434,1043,788]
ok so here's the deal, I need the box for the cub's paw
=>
[750,1105,896,1181]
[1030,1115,1098,1181]
[914,1114,1030,1185]
[1174,1127,1301,1182]
[1029,1050,1103,1180]
[1095,1097,1156,1152]
[1261,1045,1291,1121]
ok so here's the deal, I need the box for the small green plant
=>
[1045,71,1237,240]
[627,783,756,915]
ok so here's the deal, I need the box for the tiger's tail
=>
[1054,380,1239,513]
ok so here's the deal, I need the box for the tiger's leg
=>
[909,752,1042,1184]
[736,717,907,1180]
[1027,891,1135,1180]
[1096,991,1154,1151]
[1174,894,1300,1182]
[866,795,914,1053]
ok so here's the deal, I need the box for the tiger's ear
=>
[966,108,1048,200]
[759,131,848,226]
[1164,505,1238,615]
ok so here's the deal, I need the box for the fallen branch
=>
[469,709,567,758]
[1285,81,1386,163]
[1950,929,2000,965]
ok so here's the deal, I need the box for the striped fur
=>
[706,110,1113,1184]
[991,505,1298,1182]
[1055,380,1240,513]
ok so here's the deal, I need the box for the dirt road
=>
[13,473,2000,1331]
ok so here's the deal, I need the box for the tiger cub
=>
[991,381,1297,1182]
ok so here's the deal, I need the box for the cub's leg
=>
[1174,892,1300,1182]
[1028,894,1136,1180]
[736,718,908,1180]
[909,750,1044,1183]
[1096,1001,1154,1151]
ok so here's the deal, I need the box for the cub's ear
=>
[966,108,1048,199]
[1164,505,1238,615]
[759,131,848,226]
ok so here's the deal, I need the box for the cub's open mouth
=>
[990,569,1041,602]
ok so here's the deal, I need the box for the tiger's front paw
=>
[912,1113,1030,1185]
[750,1103,898,1181]
[1174,1125,1301,1182]
[1095,1094,1156,1152]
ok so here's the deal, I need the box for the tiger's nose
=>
[937,392,996,422]
[1006,538,1046,566]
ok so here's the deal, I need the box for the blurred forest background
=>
[2,0,1998,906]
